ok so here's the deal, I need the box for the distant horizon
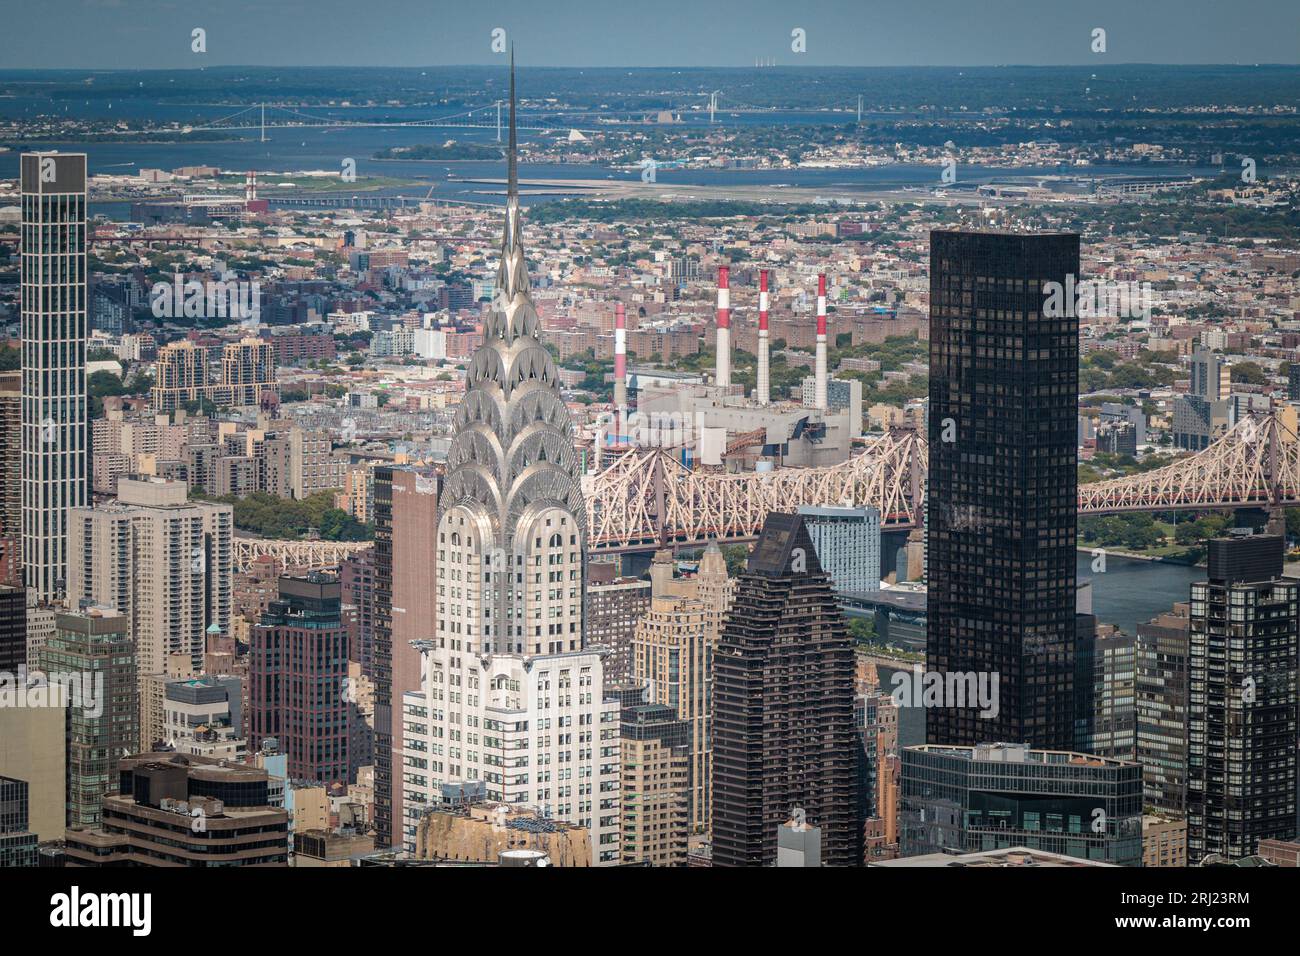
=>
[2,63,1299,73]
[2,0,1298,70]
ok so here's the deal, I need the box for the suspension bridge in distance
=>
[177,90,880,140]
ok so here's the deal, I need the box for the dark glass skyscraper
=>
[0,584,24,673]
[1187,533,1298,862]
[712,512,862,867]
[926,230,1080,750]
[1136,603,1191,812]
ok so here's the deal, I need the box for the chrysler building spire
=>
[438,52,587,656]
[412,57,617,859]
[491,47,533,341]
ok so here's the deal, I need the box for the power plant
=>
[599,269,862,472]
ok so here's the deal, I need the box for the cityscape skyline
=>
[0,5,1296,929]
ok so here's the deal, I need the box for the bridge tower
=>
[1265,411,1287,536]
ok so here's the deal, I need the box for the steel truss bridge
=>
[232,536,371,573]
[232,412,1300,568]
[585,429,928,552]
[1078,412,1299,515]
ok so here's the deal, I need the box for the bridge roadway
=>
[233,412,1300,569]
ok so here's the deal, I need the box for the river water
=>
[878,553,1202,747]
[0,115,1226,214]
[1075,551,1204,635]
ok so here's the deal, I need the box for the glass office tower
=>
[926,230,1080,750]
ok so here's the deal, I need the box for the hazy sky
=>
[1,0,1298,69]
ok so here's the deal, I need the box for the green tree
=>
[721,544,749,577]
[1230,361,1268,385]
[848,617,876,644]
[88,369,129,417]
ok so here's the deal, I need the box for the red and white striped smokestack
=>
[757,269,770,405]
[614,302,627,443]
[815,272,828,411]
[245,170,257,204]
[715,266,731,389]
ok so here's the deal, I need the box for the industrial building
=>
[600,268,862,470]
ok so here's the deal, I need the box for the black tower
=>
[712,512,863,866]
[926,230,1081,750]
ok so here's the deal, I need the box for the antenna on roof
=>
[507,45,517,200]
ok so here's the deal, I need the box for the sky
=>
[0,0,1298,69]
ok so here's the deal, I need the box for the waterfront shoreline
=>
[1076,544,1205,567]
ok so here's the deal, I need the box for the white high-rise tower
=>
[403,56,620,864]
[436,55,587,656]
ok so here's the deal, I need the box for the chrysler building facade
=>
[402,59,621,864]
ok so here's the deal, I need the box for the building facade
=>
[1136,603,1191,812]
[0,777,38,867]
[926,230,1080,749]
[619,701,690,866]
[373,466,440,848]
[371,465,395,847]
[220,337,277,407]
[797,504,882,594]
[340,548,376,678]
[64,753,288,866]
[0,370,20,581]
[631,545,732,835]
[0,584,24,672]
[67,477,232,748]
[1187,534,1299,862]
[400,68,620,865]
[164,675,244,758]
[1143,814,1188,868]
[586,568,651,691]
[900,742,1143,866]
[712,512,862,866]
[151,337,277,411]
[1074,627,1137,759]
[21,152,89,603]
[401,651,621,863]
[0,700,66,843]
[250,573,350,783]
[37,607,138,830]
[151,340,208,411]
